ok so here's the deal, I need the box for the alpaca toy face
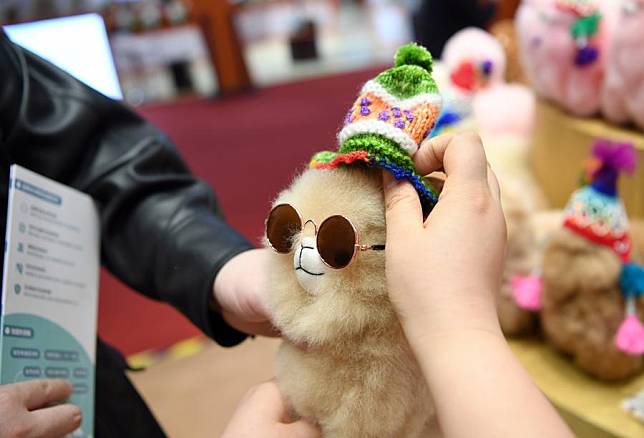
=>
[265,167,393,346]
[272,210,382,295]
[292,230,329,294]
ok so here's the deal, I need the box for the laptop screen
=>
[4,13,123,100]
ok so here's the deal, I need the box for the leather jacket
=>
[0,29,251,436]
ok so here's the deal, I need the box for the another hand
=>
[383,132,506,342]
[221,381,320,438]
[383,133,573,438]
[213,248,278,337]
[0,380,81,438]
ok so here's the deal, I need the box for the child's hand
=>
[213,248,279,337]
[383,132,573,438]
[383,132,506,343]
[221,380,320,438]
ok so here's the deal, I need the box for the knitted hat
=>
[310,43,442,211]
[562,140,636,262]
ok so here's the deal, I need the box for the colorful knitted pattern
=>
[562,140,637,262]
[563,186,632,261]
[310,43,442,209]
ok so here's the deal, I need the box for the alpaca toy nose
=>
[293,236,328,294]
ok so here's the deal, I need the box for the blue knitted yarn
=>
[620,262,644,298]
[371,156,438,207]
[428,110,462,139]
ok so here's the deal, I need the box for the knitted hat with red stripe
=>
[310,43,442,212]
[562,140,636,262]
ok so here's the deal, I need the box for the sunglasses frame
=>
[266,203,385,269]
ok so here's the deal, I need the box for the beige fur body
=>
[496,178,540,335]
[266,167,434,437]
[541,229,644,380]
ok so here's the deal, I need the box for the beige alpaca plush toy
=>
[264,44,441,437]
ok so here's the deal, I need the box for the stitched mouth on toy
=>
[296,244,325,276]
[295,265,325,276]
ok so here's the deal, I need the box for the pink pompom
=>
[615,315,644,355]
[592,139,637,174]
[511,275,543,311]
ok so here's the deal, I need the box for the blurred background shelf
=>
[532,99,644,218]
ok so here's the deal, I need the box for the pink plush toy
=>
[516,0,616,116]
[440,27,536,140]
[601,0,644,130]
[473,84,535,141]
[442,27,506,92]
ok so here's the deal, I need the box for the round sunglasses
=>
[266,204,385,269]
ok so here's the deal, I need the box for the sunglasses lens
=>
[318,215,356,269]
[266,204,301,253]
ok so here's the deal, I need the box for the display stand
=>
[509,339,643,437]
[531,100,644,218]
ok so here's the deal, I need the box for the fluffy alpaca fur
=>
[496,209,565,336]
[601,0,644,131]
[541,229,644,380]
[496,181,540,335]
[515,0,616,116]
[265,166,434,437]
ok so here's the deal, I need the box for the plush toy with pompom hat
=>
[310,43,442,212]
[264,43,442,437]
[562,140,636,261]
[561,140,644,355]
[511,140,644,380]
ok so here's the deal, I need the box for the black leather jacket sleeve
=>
[0,29,251,346]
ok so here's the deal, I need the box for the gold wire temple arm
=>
[357,244,386,251]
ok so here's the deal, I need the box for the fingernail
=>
[73,409,82,424]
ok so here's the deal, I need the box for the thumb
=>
[279,418,321,438]
[382,172,423,238]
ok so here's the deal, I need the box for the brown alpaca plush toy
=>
[264,44,442,437]
[539,141,644,380]
[496,179,541,336]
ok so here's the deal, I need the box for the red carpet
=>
[97,67,383,355]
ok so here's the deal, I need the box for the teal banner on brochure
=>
[0,165,100,438]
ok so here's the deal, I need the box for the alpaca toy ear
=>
[616,262,644,355]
